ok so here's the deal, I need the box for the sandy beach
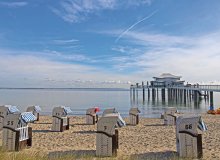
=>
[1,114,220,159]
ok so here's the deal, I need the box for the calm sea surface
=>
[0,88,220,118]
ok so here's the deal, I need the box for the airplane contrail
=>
[115,10,158,43]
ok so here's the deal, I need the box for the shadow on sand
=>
[32,130,51,133]
[74,130,96,134]
[130,151,178,160]
[35,122,52,125]
[48,150,95,159]
[144,124,165,127]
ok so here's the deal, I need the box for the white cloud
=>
[0,52,133,88]
[52,0,152,23]
[0,1,28,8]
[109,31,220,83]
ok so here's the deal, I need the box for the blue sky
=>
[1,0,220,88]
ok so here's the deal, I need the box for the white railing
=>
[17,126,29,141]
[131,84,220,92]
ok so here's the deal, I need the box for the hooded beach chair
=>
[86,107,100,125]
[26,105,41,121]
[176,115,207,158]
[102,108,117,116]
[2,112,36,151]
[96,112,126,157]
[0,105,20,130]
[129,107,141,125]
[164,107,178,125]
[51,106,72,132]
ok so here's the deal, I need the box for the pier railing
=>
[131,84,220,92]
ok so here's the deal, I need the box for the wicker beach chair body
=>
[86,108,98,125]
[164,107,177,125]
[96,113,125,157]
[129,108,141,125]
[51,106,71,132]
[0,105,20,130]
[176,115,204,158]
[26,106,41,121]
[2,112,35,151]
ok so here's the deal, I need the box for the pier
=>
[130,74,220,108]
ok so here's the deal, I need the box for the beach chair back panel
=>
[0,117,3,130]
[0,107,8,130]
[52,107,66,118]
[3,129,17,151]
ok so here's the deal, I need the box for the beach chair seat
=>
[129,107,141,125]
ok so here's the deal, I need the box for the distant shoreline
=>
[0,87,130,91]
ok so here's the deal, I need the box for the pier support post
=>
[162,88,166,101]
[142,81,145,102]
[152,88,156,100]
[210,91,214,107]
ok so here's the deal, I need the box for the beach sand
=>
[0,114,220,159]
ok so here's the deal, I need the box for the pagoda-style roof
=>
[153,73,181,79]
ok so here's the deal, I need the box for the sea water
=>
[0,88,219,118]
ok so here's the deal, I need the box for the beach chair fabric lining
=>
[8,106,20,113]
[21,112,37,123]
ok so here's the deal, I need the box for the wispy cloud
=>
[0,1,28,8]
[51,0,153,23]
[115,10,158,43]
[52,39,79,45]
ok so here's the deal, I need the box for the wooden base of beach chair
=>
[178,133,203,158]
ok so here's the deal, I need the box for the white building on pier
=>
[151,73,185,87]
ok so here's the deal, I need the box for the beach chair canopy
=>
[165,107,178,114]
[33,105,41,112]
[21,112,37,123]
[3,112,36,129]
[102,108,118,116]
[27,105,41,112]
[176,115,207,134]
[5,105,20,114]
[129,107,141,115]
[86,107,100,115]
[52,106,72,117]
[63,106,72,114]
[117,113,126,127]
